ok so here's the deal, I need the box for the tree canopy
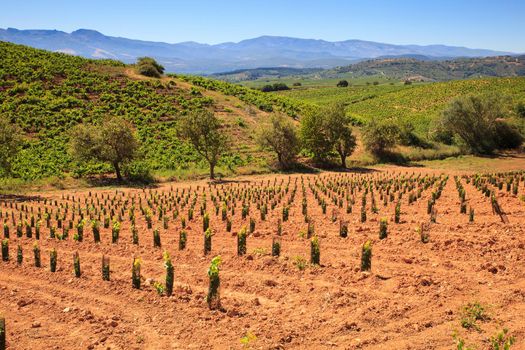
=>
[257,114,300,169]
[178,109,229,179]
[69,116,139,181]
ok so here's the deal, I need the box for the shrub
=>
[33,242,41,267]
[207,256,221,310]
[337,80,349,87]
[204,228,212,255]
[1,239,8,261]
[379,218,388,239]
[132,257,141,289]
[362,118,401,157]
[179,230,187,250]
[310,236,320,265]
[136,57,164,78]
[460,302,489,330]
[16,245,22,265]
[237,227,247,256]
[49,248,57,272]
[153,229,161,248]
[73,252,81,278]
[361,240,372,271]
[440,94,523,154]
[164,251,174,296]
[272,237,281,257]
[102,255,110,281]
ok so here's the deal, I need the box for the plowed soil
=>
[0,166,524,350]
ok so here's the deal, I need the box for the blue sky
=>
[1,0,524,52]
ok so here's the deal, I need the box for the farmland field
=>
[1,161,524,349]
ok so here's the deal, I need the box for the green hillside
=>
[278,77,525,135]
[0,41,307,180]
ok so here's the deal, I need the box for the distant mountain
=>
[0,28,516,74]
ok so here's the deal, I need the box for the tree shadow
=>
[0,194,43,202]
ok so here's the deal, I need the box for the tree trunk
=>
[277,153,283,168]
[209,162,215,180]
[113,162,123,182]
[340,153,347,168]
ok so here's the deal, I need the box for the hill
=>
[277,77,525,135]
[215,56,525,83]
[0,41,307,180]
[0,28,514,73]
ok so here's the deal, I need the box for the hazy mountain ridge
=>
[0,28,515,74]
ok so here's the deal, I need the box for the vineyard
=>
[278,77,525,134]
[0,166,524,349]
[0,42,305,180]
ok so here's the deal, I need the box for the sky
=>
[1,0,524,52]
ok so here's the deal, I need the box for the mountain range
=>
[0,27,516,74]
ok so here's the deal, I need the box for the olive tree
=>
[362,118,400,157]
[0,117,22,176]
[300,103,356,166]
[324,103,357,168]
[178,109,229,180]
[440,94,522,154]
[257,114,300,169]
[69,116,139,181]
[300,110,332,163]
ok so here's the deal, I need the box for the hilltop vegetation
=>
[0,41,307,181]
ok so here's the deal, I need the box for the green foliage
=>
[0,42,218,180]
[440,94,522,154]
[323,102,357,167]
[362,117,401,157]
[490,329,515,350]
[176,74,311,118]
[207,255,221,310]
[337,80,349,87]
[178,109,229,179]
[132,257,141,289]
[69,116,139,181]
[257,114,300,168]
[260,83,290,92]
[361,240,372,271]
[460,302,490,331]
[310,235,320,265]
[136,57,165,78]
[237,226,247,256]
[0,117,22,176]
[163,251,174,296]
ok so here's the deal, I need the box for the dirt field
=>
[0,165,524,349]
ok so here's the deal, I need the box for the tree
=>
[257,114,300,169]
[69,117,139,181]
[440,94,522,154]
[136,57,165,78]
[0,117,22,176]
[362,118,400,157]
[324,103,357,168]
[300,109,332,163]
[178,109,229,179]
[337,80,349,87]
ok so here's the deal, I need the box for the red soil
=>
[0,167,524,349]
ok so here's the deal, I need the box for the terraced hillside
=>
[0,42,307,180]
